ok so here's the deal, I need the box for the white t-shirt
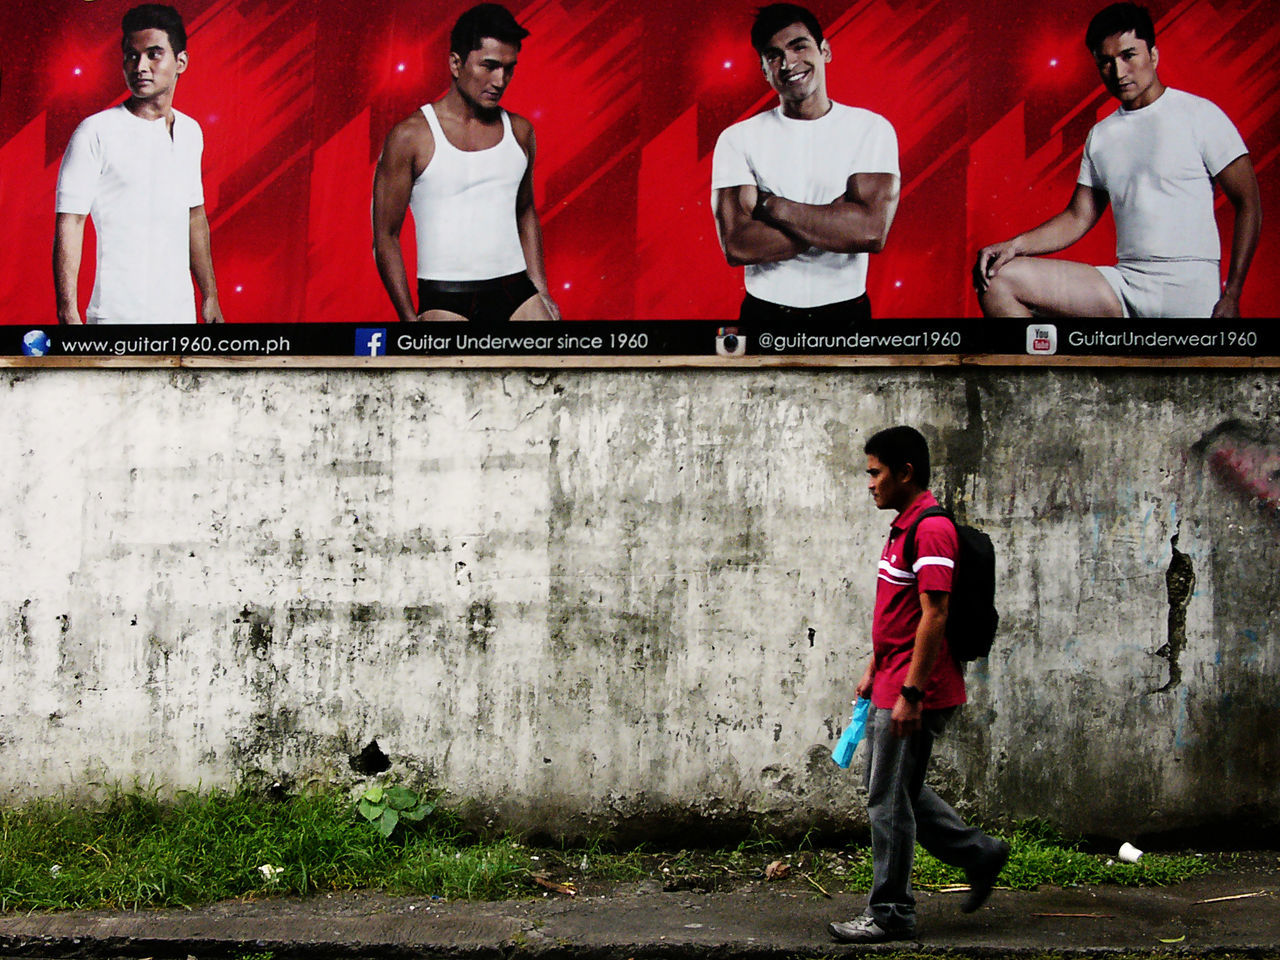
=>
[711,102,898,308]
[56,104,205,324]
[1078,88,1247,264]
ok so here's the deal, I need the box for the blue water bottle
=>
[831,697,871,769]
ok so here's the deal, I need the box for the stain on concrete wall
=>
[0,369,1276,841]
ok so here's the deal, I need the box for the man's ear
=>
[449,50,463,79]
[176,49,189,74]
[897,462,915,485]
[820,39,831,63]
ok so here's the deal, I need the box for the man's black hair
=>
[121,4,187,55]
[865,426,931,489]
[1085,2,1156,54]
[750,3,824,54]
[450,3,530,58]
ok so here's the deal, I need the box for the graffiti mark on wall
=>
[1193,419,1280,520]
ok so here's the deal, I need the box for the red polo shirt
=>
[870,490,967,711]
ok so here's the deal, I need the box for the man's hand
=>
[201,293,224,324]
[752,188,776,222]
[973,240,1020,294]
[1211,290,1241,319]
[58,307,84,325]
[890,694,923,738]
[855,657,875,701]
[540,292,562,321]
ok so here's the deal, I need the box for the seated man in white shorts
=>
[973,2,1260,319]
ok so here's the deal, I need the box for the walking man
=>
[973,2,1260,318]
[55,4,222,324]
[711,3,899,322]
[829,426,1008,943]
[372,3,559,323]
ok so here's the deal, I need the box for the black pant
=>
[739,291,872,323]
[417,272,539,324]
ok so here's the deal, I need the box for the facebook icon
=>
[355,328,387,356]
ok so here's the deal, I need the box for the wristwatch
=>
[900,685,925,705]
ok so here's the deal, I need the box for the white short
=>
[1094,260,1221,318]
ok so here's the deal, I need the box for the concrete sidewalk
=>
[0,856,1276,958]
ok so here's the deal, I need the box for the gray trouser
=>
[863,704,1001,931]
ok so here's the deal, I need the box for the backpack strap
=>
[902,505,954,573]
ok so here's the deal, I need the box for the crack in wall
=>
[1155,531,1194,693]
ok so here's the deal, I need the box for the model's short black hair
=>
[865,426,931,489]
[1085,2,1156,54]
[121,4,187,55]
[450,3,530,58]
[750,3,824,54]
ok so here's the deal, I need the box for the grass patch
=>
[0,793,1218,913]
[0,787,527,910]
[802,820,1216,895]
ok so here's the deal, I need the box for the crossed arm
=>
[713,171,900,267]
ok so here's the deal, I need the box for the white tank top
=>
[410,105,530,281]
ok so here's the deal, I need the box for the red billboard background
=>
[2,0,1277,322]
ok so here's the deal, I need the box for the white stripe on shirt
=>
[878,560,915,585]
[912,555,955,573]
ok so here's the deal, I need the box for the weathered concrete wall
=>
[1,368,1277,841]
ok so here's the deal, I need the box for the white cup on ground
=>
[1118,842,1143,863]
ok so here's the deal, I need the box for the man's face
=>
[866,454,912,512]
[450,37,520,113]
[759,21,830,105]
[122,28,187,102]
[1093,30,1160,108]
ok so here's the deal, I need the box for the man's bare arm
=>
[755,172,900,254]
[512,118,560,319]
[973,184,1108,292]
[189,205,223,323]
[53,212,87,325]
[372,120,428,323]
[713,184,808,267]
[1211,154,1262,319]
[890,590,949,738]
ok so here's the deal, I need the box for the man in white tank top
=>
[973,2,1261,319]
[373,3,559,323]
[711,4,901,323]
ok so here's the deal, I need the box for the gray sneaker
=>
[827,915,914,943]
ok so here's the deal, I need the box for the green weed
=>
[0,794,1219,913]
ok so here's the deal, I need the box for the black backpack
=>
[903,507,998,662]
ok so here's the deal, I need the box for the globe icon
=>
[22,330,50,357]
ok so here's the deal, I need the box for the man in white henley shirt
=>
[54,3,221,325]
[973,1,1261,319]
[711,3,900,323]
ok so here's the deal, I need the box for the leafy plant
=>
[357,784,435,838]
